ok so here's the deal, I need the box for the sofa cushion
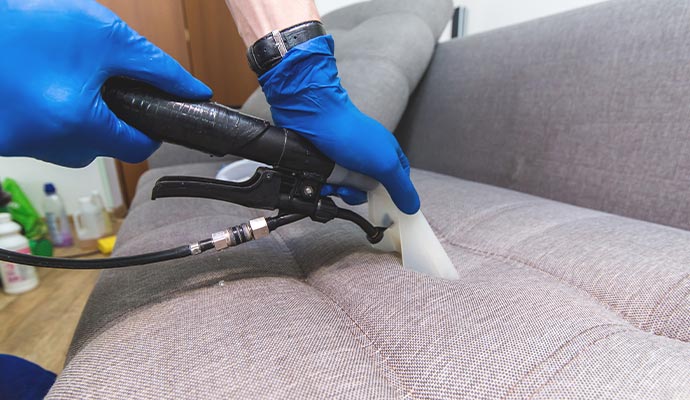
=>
[50,167,690,399]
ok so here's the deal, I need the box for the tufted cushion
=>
[50,167,690,399]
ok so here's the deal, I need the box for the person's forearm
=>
[224,0,321,47]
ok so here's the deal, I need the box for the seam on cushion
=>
[306,283,416,400]
[645,272,690,329]
[529,328,634,399]
[431,216,690,343]
[270,231,414,399]
[448,239,690,345]
[438,237,674,340]
[502,323,630,399]
[454,201,542,234]
[649,274,690,338]
[505,214,690,322]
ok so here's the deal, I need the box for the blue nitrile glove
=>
[259,35,420,215]
[0,0,211,167]
[0,354,56,400]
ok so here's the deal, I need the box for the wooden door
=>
[97,0,190,207]
[98,0,257,207]
[182,0,258,107]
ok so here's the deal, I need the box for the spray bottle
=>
[43,183,73,247]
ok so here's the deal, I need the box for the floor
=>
[0,248,101,373]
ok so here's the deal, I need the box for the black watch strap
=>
[247,20,326,77]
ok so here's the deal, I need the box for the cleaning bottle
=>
[91,191,113,235]
[73,196,107,250]
[43,183,73,247]
[0,213,39,294]
[3,178,53,257]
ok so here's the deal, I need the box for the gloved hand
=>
[0,0,211,167]
[259,35,420,214]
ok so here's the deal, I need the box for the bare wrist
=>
[224,0,321,47]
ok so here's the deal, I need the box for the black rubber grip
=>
[102,77,334,176]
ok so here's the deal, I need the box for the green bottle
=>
[2,179,53,257]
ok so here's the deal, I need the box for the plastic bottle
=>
[43,183,73,247]
[0,213,39,294]
[73,196,106,242]
[90,191,113,235]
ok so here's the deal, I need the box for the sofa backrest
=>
[241,0,453,130]
[397,0,690,231]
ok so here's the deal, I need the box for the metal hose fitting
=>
[211,217,270,251]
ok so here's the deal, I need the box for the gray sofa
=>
[48,0,689,398]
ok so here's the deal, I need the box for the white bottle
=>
[90,191,112,235]
[73,196,106,241]
[43,183,73,247]
[0,213,39,294]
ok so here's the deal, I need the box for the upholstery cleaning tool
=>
[369,187,457,279]
[0,78,457,279]
[218,160,458,279]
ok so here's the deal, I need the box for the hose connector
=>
[211,217,270,251]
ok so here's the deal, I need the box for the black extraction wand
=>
[0,78,385,269]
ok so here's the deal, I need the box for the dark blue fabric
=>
[0,354,56,400]
[259,35,420,214]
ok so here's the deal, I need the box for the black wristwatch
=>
[247,20,326,76]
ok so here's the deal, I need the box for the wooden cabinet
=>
[183,0,258,107]
[97,0,258,206]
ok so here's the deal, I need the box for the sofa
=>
[48,0,689,398]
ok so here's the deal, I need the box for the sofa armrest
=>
[397,0,690,231]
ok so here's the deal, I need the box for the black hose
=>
[267,214,307,231]
[0,212,384,269]
[335,209,386,244]
[0,245,193,270]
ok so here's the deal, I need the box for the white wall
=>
[0,157,122,215]
[459,0,609,35]
[315,0,609,34]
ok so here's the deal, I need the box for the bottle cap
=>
[44,183,56,195]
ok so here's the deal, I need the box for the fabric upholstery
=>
[397,0,690,232]
[49,167,690,399]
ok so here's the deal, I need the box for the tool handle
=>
[102,77,334,176]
